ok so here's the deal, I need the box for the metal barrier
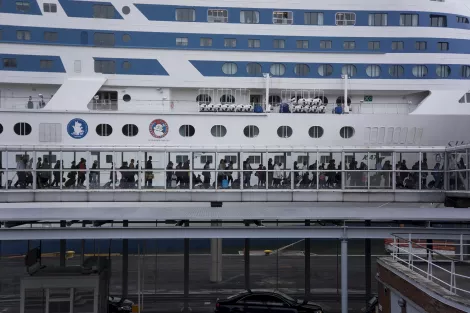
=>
[0,145,468,192]
[389,234,470,296]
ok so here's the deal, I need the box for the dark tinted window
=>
[179,125,195,137]
[122,124,138,137]
[0,123,3,134]
[14,122,32,136]
[96,124,113,136]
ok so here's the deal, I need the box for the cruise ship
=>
[0,0,470,150]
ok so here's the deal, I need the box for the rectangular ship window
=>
[3,58,17,68]
[240,10,259,24]
[94,60,116,74]
[320,40,332,49]
[392,41,404,50]
[336,12,356,25]
[200,37,212,47]
[400,14,419,26]
[224,38,236,47]
[208,9,228,23]
[176,8,195,22]
[296,40,309,49]
[368,41,380,50]
[273,11,293,24]
[343,41,355,49]
[430,15,447,27]
[273,39,285,49]
[368,13,387,26]
[93,4,115,19]
[44,31,58,41]
[415,41,427,50]
[16,1,30,12]
[93,33,115,46]
[304,12,323,25]
[437,41,449,51]
[248,39,260,48]
[40,60,54,69]
[43,3,57,13]
[176,37,188,46]
[17,30,31,41]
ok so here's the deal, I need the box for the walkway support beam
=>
[341,239,348,313]
[245,238,250,290]
[122,220,129,299]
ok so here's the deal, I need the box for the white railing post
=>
[450,261,456,293]
[427,252,433,281]
[408,234,412,269]
[4,149,8,190]
[32,151,37,190]
[86,150,90,190]
[215,152,218,191]
[392,236,397,260]
[460,234,464,261]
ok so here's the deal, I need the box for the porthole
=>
[340,126,355,139]
[294,64,310,77]
[220,94,235,104]
[0,124,3,134]
[246,63,262,76]
[389,65,404,78]
[277,126,293,138]
[122,34,131,42]
[436,65,451,78]
[222,62,237,75]
[14,122,32,136]
[336,96,351,105]
[308,126,324,138]
[461,65,470,78]
[123,94,131,102]
[270,63,286,76]
[122,61,131,70]
[211,125,227,137]
[197,94,212,104]
[412,65,428,78]
[122,124,139,137]
[96,124,113,136]
[122,6,130,15]
[179,125,195,137]
[366,65,381,77]
[342,64,357,77]
[318,64,333,77]
[243,125,259,138]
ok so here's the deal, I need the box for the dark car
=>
[108,296,133,313]
[215,290,323,313]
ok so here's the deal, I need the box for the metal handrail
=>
[389,234,470,295]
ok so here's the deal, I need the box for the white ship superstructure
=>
[0,0,470,148]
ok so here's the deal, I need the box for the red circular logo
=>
[149,119,169,139]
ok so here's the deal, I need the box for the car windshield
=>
[275,292,296,303]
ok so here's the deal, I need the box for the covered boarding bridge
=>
[0,144,470,203]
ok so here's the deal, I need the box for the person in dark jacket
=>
[268,158,274,188]
[51,160,62,187]
[145,156,153,187]
[166,161,174,188]
[202,161,211,189]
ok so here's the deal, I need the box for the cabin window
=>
[320,40,332,49]
[304,12,324,25]
[270,63,285,76]
[175,8,195,21]
[246,63,262,76]
[208,9,228,23]
[122,124,139,137]
[3,58,18,68]
[224,38,236,48]
[176,155,189,164]
[179,125,195,137]
[196,94,211,104]
[336,12,356,25]
[368,41,380,50]
[240,10,259,24]
[93,4,115,19]
[366,65,381,77]
[200,155,213,164]
[176,37,188,46]
[415,41,427,50]
[93,33,115,46]
[389,65,404,78]
[318,64,333,77]
[392,41,404,50]
[122,34,131,42]
[309,126,324,138]
[122,6,130,15]
[368,13,387,26]
[294,64,310,77]
[200,37,212,47]
[14,122,32,136]
[248,39,260,48]
[342,65,357,77]
[244,125,259,138]
[43,3,57,13]
[273,39,285,49]
[343,41,355,50]
[96,124,113,136]
[220,95,235,104]
[336,96,351,105]
[44,31,58,41]
[412,65,428,77]
[94,60,116,74]
[437,42,449,51]
[40,60,54,69]
[222,63,237,75]
[16,30,31,41]
[296,40,309,49]
[123,94,131,101]
[430,15,447,27]
[340,126,355,139]
[16,1,30,12]
[457,16,469,24]
[436,65,451,78]
[400,14,419,26]
[211,125,227,137]
[273,11,293,24]
[269,95,282,105]
[277,126,293,138]
[0,124,3,134]
[249,156,261,164]
[460,65,470,78]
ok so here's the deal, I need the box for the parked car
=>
[109,296,133,313]
[215,290,323,313]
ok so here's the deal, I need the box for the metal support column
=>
[210,222,222,282]
[59,220,66,267]
[365,220,372,308]
[341,239,348,313]
[183,221,190,313]
[244,238,250,290]
[305,220,311,299]
[122,220,129,299]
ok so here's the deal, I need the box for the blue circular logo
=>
[67,118,88,139]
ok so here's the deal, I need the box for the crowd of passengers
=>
[0,155,466,190]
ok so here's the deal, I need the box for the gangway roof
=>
[0,202,468,222]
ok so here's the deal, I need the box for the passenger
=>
[268,158,274,187]
[243,158,252,188]
[175,162,183,187]
[382,160,392,188]
[104,163,117,188]
[119,162,129,188]
[319,163,326,188]
[335,162,342,188]
[39,94,45,108]
[300,161,309,188]
[293,161,300,186]
[90,160,99,188]
[226,161,234,186]
[421,159,428,189]
[202,160,211,189]
[194,174,203,187]
[65,161,77,188]
[256,164,264,187]
[166,161,174,188]
[40,158,52,187]
[77,158,86,187]
[35,157,43,188]
[273,162,282,188]
[145,156,153,187]
[431,163,443,189]
[51,160,62,187]
[326,160,336,188]
[182,160,190,188]
[399,161,408,188]
[218,159,226,187]
[129,159,136,187]
[348,159,359,187]
[359,162,368,187]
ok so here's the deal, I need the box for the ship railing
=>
[0,96,49,110]
[389,233,470,296]
[267,102,415,114]
[87,100,118,111]
[0,146,468,192]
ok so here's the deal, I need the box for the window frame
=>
[366,65,381,77]
[179,125,195,137]
[224,38,236,48]
[93,32,115,47]
[412,65,428,78]
[318,64,333,77]
[368,13,387,26]
[294,64,310,77]
[248,39,261,48]
[246,63,262,76]
[96,124,113,136]
[343,41,355,50]
[210,125,227,138]
[400,14,419,26]
[40,60,54,69]
[243,125,260,138]
[270,63,286,76]
[437,41,449,51]
[175,8,196,22]
[296,40,309,49]
[273,39,285,49]
[368,41,380,50]
[43,3,57,13]
[17,30,31,41]
[200,37,213,47]
[16,1,30,13]
[341,64,357,77]
[44,31,58,42]
[176,37,188,46]
[207,9,228,23]
[222,62,238,75]
[304,12,324,25]
[122,124,139,137]
[3,58,18,68]
[93,4,115,19]
[335,12,356,26]
[273,11,293,25]
[277,126,293,138]
[320,40,332,49]
[389,65,404,78]
[392,41,404,51]
[430,14,447,27]
[460,65,470,78]
[94,60,116,74]
[240,10,260,24]
[436,65,450,78]
[415,41,427,51]
[308,126,324,138]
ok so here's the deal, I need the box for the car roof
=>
[229,290,291,299]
